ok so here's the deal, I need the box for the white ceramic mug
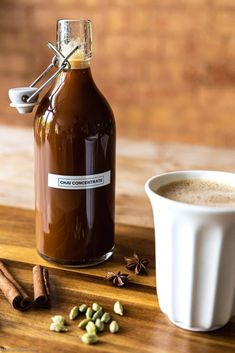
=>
[145,170,235,331]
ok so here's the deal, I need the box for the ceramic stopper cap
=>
[8,87,39,114]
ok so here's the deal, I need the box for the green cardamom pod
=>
[50,322,68,332]
[81,333,98,345]
[114,301,124,316]
[85,307,93,319]
[51,315,65,325]
[86,321,97,334]
[101,312,111,323]
[78,318,91,329]
[109,320,119,333]
[69,306,79,320]
[79,304,87,313]
[92,302,101,312]
[92,307,103,321]
[95,318,105,332]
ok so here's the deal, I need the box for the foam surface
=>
[157,179,235,207]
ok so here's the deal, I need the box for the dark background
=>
[1,0,235,147]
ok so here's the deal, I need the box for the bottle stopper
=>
[8,43,79,115]
[8,87,39,114]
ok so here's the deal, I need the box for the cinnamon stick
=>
[0,261,32,310]
[33,265,50,307]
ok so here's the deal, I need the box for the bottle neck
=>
[69,59,91,70]
[57,20,92,67]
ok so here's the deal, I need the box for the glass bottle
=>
[34,20,116,266]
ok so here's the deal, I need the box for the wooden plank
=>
[0,206,234,353]
[0,205,155,288]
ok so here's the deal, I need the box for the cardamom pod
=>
[92,302,101,312]
[81,333,98,345]
[101,312,111,323]
[109,320,119,333]
[50,322,68,332]
[92,307,103,321]
[114,301,124,316]
[78,318,92,329]
[51,315,66,325]
[85,307,93,319]
[69,306,79,320]
[95,318,105,332]
[79,304,87,313]
[86,321,97,334]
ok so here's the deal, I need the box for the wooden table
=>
[0,126,234,353]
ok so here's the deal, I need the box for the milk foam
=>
[157,179,235,207]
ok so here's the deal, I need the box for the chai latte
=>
[157,179,235,207]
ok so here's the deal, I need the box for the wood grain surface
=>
[0,205,234,353]
[2,126,235,229]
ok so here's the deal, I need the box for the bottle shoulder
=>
[35,70,114,123]
[34,71,115,138]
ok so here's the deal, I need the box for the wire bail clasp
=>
[8,43,79,114]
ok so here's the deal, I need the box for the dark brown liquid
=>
[34,67,116,266]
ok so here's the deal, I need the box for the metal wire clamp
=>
[26,42,79,103]
[8,43,79,114]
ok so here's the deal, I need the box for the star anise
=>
[105,271,130,287]
[124,252,150,275]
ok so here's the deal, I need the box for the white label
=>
[48,171,111,190]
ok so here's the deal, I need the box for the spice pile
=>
[50,300,124,345]
[0,253,150,346]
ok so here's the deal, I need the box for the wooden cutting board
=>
[0,205,234,353]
